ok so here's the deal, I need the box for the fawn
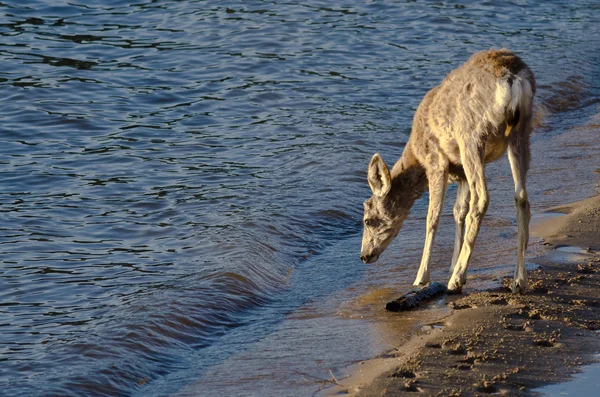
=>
[360,49,535,293]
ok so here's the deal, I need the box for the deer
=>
[360,49,535,294]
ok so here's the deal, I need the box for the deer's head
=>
[360,154,410,264]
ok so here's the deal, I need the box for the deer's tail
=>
[502,69,535,138]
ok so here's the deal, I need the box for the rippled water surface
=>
[1,1,599,396]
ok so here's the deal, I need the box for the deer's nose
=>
[361,253,378,264]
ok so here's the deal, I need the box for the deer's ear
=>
[368,153,391,198]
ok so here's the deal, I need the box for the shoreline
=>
[326,193,600,396]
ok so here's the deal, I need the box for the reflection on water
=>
[1,0,599,396]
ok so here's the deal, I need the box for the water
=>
[1,1,599,396]
[534,355,600,396]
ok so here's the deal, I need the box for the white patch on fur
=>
[494,81,511,112]
[482,80,512,129]
[508,77,522,113]
[493,74,534,128]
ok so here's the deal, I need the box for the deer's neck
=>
[389,146,428,210]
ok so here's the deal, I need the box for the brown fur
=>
[361,49,536,293]
[472,48,530,82]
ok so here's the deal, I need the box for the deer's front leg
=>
[414,168,448,286]
[450,179,470,273]
[448,147,488,292]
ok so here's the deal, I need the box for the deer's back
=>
[408,49,535,175]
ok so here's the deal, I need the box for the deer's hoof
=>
[413,279,430,288]
[447,286,463,295]
[512,280,527,295]
[447,278,464,294]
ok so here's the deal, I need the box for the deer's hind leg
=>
[448,144,489,292]
[508,133,531,294]
[450,179,470,273]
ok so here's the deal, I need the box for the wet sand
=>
[327,192,600,396]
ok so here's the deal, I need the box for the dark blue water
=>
[1,1,599,396]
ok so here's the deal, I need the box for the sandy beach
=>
[326,193,600,396]
[326,112,600,397]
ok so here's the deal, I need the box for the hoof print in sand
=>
[403,380,421,392]
[476,380,498,394]
[391,369,416,379]
[443,342,466,355]
[489,297,509,306]
[391,368,423,392]
[533,337,558,347]
[533,332,560,348]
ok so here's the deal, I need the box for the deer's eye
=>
[364,218,379,228]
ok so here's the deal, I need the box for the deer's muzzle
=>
[360,252,379,264]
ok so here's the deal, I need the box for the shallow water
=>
[534,355,600,396]
[1,1,599,396]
